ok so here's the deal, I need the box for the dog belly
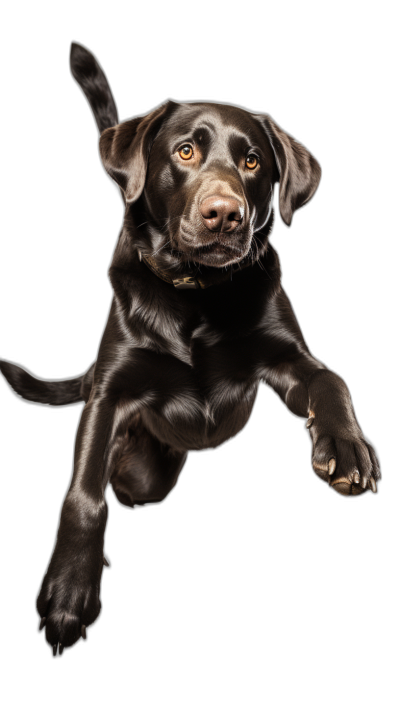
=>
[140,382,259,451]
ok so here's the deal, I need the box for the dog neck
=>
[137,209,275,290]
[137,249,256,290]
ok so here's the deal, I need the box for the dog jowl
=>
[0,42,380,655]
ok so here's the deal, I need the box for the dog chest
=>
[137,328,260,450]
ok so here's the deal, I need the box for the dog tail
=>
[0,360,95,406]
[70,42,118,133]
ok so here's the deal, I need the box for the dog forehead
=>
[157,101,266,146]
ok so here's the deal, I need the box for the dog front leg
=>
[261,289,380,495]
[36,387,135,655]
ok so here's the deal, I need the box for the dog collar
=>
[137,249,254,290]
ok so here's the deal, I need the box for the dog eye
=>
[246,155,258,170]
[179,145,193,160]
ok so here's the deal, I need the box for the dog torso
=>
[97,243,289,451]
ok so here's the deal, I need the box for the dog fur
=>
[0,43,380,655]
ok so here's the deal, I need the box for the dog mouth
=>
[176,226,252,268]
[190,239,247,267]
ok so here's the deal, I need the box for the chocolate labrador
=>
[0,43,380,655]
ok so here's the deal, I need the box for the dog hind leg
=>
[110,414,187,508]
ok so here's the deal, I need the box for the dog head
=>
[100,101,321,269]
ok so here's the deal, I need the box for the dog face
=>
[100,101,321,268]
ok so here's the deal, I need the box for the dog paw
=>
[306,410,380,495]
[37,550,105,655]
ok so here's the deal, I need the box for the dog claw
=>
[370,477,377,493]
[103,555,110,567]
[361,476,368,489]
[328,458,336,476]
[306,410,315,429]
[59,643,64,655]
[353,471,360,484]
[53,643,58,657]
[81,625,87,640]
[39,617,46,631]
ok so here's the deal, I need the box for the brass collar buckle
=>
[172,276,200,290]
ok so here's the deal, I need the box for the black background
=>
[0,18,393,668]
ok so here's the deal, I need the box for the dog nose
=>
[200,195,244,232]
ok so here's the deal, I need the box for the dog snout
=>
[200,195,244,233]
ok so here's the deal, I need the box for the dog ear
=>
[99,102,174,203]
[258,115,321,226]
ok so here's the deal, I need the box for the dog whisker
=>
[151,240,171,258]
